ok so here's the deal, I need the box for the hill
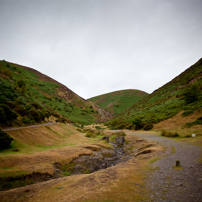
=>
[88,89,148,116]
[0,60,110,127]
[109,58,202,134]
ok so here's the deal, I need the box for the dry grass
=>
[0,130,164,202]
[0,153,159,202]
[154,111,202,131]
[0,123,106,178]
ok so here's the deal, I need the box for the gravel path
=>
[126,132,202,202]
[2,122,55,131]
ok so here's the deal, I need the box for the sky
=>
[0,0,202,99]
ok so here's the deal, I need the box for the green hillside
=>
[0,60,107,127]
[108,58,202,130]
[88,89,148,116]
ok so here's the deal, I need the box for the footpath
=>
[126,131,202,202]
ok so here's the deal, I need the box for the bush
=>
[85,131,97,138]
[21,117,30,124]
[0,130,13,150]
[56,117,67,123]
[161,130,179,138]
[125,123,134,130]
[114,123,126,130]
[17,79,26,88]
[144,124,153,131]
[115,131,126,137]
[132,118,144,130]
[0,104,18,123]
[182,84,200,104]
[1,69,13,79]
[0,107,7,124]
[182,109,194,117]
[29,109,41,122]
[185,117,202,128]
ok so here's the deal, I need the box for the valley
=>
[0,58,202,201]
[0,123,164,201]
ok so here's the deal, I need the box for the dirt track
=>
[2,122,55,131]
[126,131,202,202]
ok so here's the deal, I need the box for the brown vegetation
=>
[0,125,163,201]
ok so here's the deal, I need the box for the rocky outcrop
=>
[98,108,113,119]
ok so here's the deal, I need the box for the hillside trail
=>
[2,122,55,131]
[125,131,202,202]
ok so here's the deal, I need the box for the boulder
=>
[115,136,125,146]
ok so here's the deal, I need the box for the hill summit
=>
[88,89,148,116]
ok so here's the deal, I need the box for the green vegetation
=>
[0,60,103,126]
[0,130,13,150]
[108,118,154,131]
[182,84,200,104]
[184,117,202,128]
[0,177,34,191]
[107,58,202,129]
[88,89,148,115]
[161,130,179,138]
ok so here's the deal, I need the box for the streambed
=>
[54,136,133,176]
[0,136,135,191]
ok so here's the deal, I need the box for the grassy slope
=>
[111,58,202,128]
[88,89,148,115]
[0,123,100,178]
[0,60,104,125]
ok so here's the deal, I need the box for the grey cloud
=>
[0,0,202,99]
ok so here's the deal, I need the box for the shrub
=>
[38,111,45,121]
[144,124,153,131]
[161,130,179,137]
[0,130,13,150]
[85,129,97,138]
[29,109,41,122]
[185,117,202,128]
[32,102,42,109]
[182,109,194,117]
[17,79,26,88]
[0,104,18,122]
[1,69,13,79]
[21,117,30,124]
[0,107,7,124]
[114,123,126,129]
[125,123,134,130]
[115,131,126,137]
[44,111,51,118]
[56,117,67,123]
[182,84,200,104]
[132,118,144,130]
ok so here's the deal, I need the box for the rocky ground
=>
[126,131,202,202]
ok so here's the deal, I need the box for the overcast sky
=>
[0,0,202,99]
